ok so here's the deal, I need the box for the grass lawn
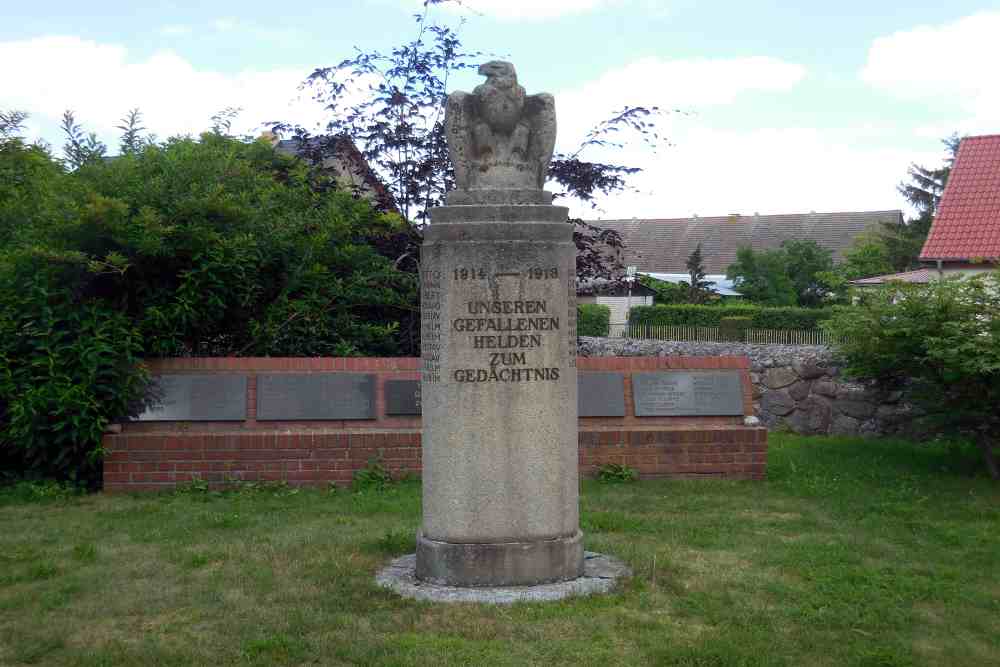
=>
[1,434,998,666]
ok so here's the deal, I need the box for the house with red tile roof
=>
[919,134,1000,277]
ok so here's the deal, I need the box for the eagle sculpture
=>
[445,61,556,195]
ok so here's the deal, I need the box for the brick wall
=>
[103,356,766,491]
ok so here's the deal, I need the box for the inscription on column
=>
[566,266,577,367]
[421,269,442,383]
[450,266,564,383]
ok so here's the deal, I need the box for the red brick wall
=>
[103,356,766,491]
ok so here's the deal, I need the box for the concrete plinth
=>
[418,201,582,587]
[415,530,583,587]
[379,552,630,604]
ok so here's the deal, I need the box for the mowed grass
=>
[1,435,998,666]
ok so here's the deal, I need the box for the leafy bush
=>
[64,134,415,357]
[0,130,417,485]
[578,304,611,337]
[823,273,1000,479]
[596,463,638,483]
[352,457,393,493]
[629,304,832,330]
[638,275,689,304]
[0,276,149,485]
[719,316,753,342]
[726,240,833,307]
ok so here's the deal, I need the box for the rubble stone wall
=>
[578,337,915,437]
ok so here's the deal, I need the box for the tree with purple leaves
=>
[271,0,670,297]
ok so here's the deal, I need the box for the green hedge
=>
[719,316,753,342]
[628,304,832,330]
[578,304,611,337]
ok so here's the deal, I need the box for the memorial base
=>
[379,551,628,604]
[415,530,584,587]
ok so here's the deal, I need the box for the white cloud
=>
[861,11,1000,135]
[551,57,924,219]
[0,36,330,149]
[554,56,807,153]
[568,125,936,220]
[433,0,623,21]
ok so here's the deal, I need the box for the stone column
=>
[416,62,583,587]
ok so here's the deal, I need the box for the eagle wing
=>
[444,91,475,191]
[524,93,556,189]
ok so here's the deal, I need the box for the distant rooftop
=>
[920,134,1000,262]
[589,210,903,274]
[272,135,396,212]
[642,273,742,297]
[849,268,938,286]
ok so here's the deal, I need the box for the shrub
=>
[719,316,752,342]
[0,133,416,484]
[578,304,611,337]
[0,276,150,486]
[823,273,1000,479]
[596,463,638,483]
[352,457,393,492]
[629,304,832,330]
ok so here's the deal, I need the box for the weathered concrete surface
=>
[418,208,582,586]
[445,61,556,193]
[378,552,629,604]
[415,530,583,587]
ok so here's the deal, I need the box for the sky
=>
[3,0,999,220]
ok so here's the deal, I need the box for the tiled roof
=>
[588,210,902,274]
[275,136,397,211]
[920,135,1000,261]
[849,268,937,286]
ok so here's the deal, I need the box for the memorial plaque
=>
[138,374,247,421]
[633,371,744,416]
[257,373,375,420]
[385,380,421,415]
[578,372,626,417]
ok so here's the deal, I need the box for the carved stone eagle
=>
[445,61,557,195]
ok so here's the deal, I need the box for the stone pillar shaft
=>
[416,205,583,586]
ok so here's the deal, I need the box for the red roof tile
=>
[920,134,1000,261]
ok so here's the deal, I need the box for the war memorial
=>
[103,62,763,603]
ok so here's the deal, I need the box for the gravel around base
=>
[376,551,631,604]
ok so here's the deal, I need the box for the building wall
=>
[938,262,998,278]
[595,295,654,324]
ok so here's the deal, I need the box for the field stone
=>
[812,380,838,398]
[792,359,828,380]
[761,390,796,416]
[788,380,811,402]
[763,367,798,389]
[860,419,881,436]
[834,399,875,420]
[831,414,860,436]
[788,395,832,434]
[876,405,903,422]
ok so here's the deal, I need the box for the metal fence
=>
[604,323,843,346]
